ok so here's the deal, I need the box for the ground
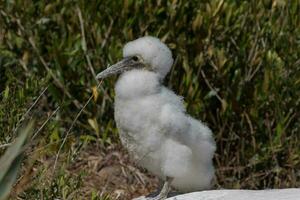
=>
[67,144,159,199]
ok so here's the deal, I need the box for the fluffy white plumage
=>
[113,36,216,192]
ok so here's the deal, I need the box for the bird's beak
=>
[96,57,137,79]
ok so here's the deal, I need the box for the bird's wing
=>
[159,87,190,142]
[159,87,216,163]
[159,102,190,141]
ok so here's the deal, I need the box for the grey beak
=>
[96,57,135,79]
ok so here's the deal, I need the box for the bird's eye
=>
[132,56,139,62]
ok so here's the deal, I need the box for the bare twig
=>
[230,37,239,51]
[2,107,60,149]
[200,69,223,103]
[27,134,73,155]
[247,61,262,81]
[76,6,96,79]
[53,81,103,172]
[0,143,12,149]
[244,112,256,150]
[212,0,225,17]
[12,86,48,136]
[31,106,61,140]
[76,7,112,103]
[208,59,219,71]
[247,29,259,65]
[101,18,114,49]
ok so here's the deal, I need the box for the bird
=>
[96,36,216,200]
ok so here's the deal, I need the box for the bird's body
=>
[115,69,215,192]
[96,36,216,199]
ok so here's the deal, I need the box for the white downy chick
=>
[96,36,216,199]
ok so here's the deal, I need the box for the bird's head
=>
[96,36,173,80]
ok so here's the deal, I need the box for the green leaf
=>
[0,121,34,200]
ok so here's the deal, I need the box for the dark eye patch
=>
[132,56,139,62]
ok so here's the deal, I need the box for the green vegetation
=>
[0,121,33,200]
[1,0,299,199]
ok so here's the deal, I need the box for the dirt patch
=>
[68,144,159,199]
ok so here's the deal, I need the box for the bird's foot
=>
[132,177,173,200]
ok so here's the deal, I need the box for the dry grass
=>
[67,144,159,199]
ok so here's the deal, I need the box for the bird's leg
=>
[150,177,174,200]
[132,177,174,200]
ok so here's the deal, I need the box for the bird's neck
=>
[115,69,161,100]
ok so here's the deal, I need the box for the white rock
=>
[166,189,300,200]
